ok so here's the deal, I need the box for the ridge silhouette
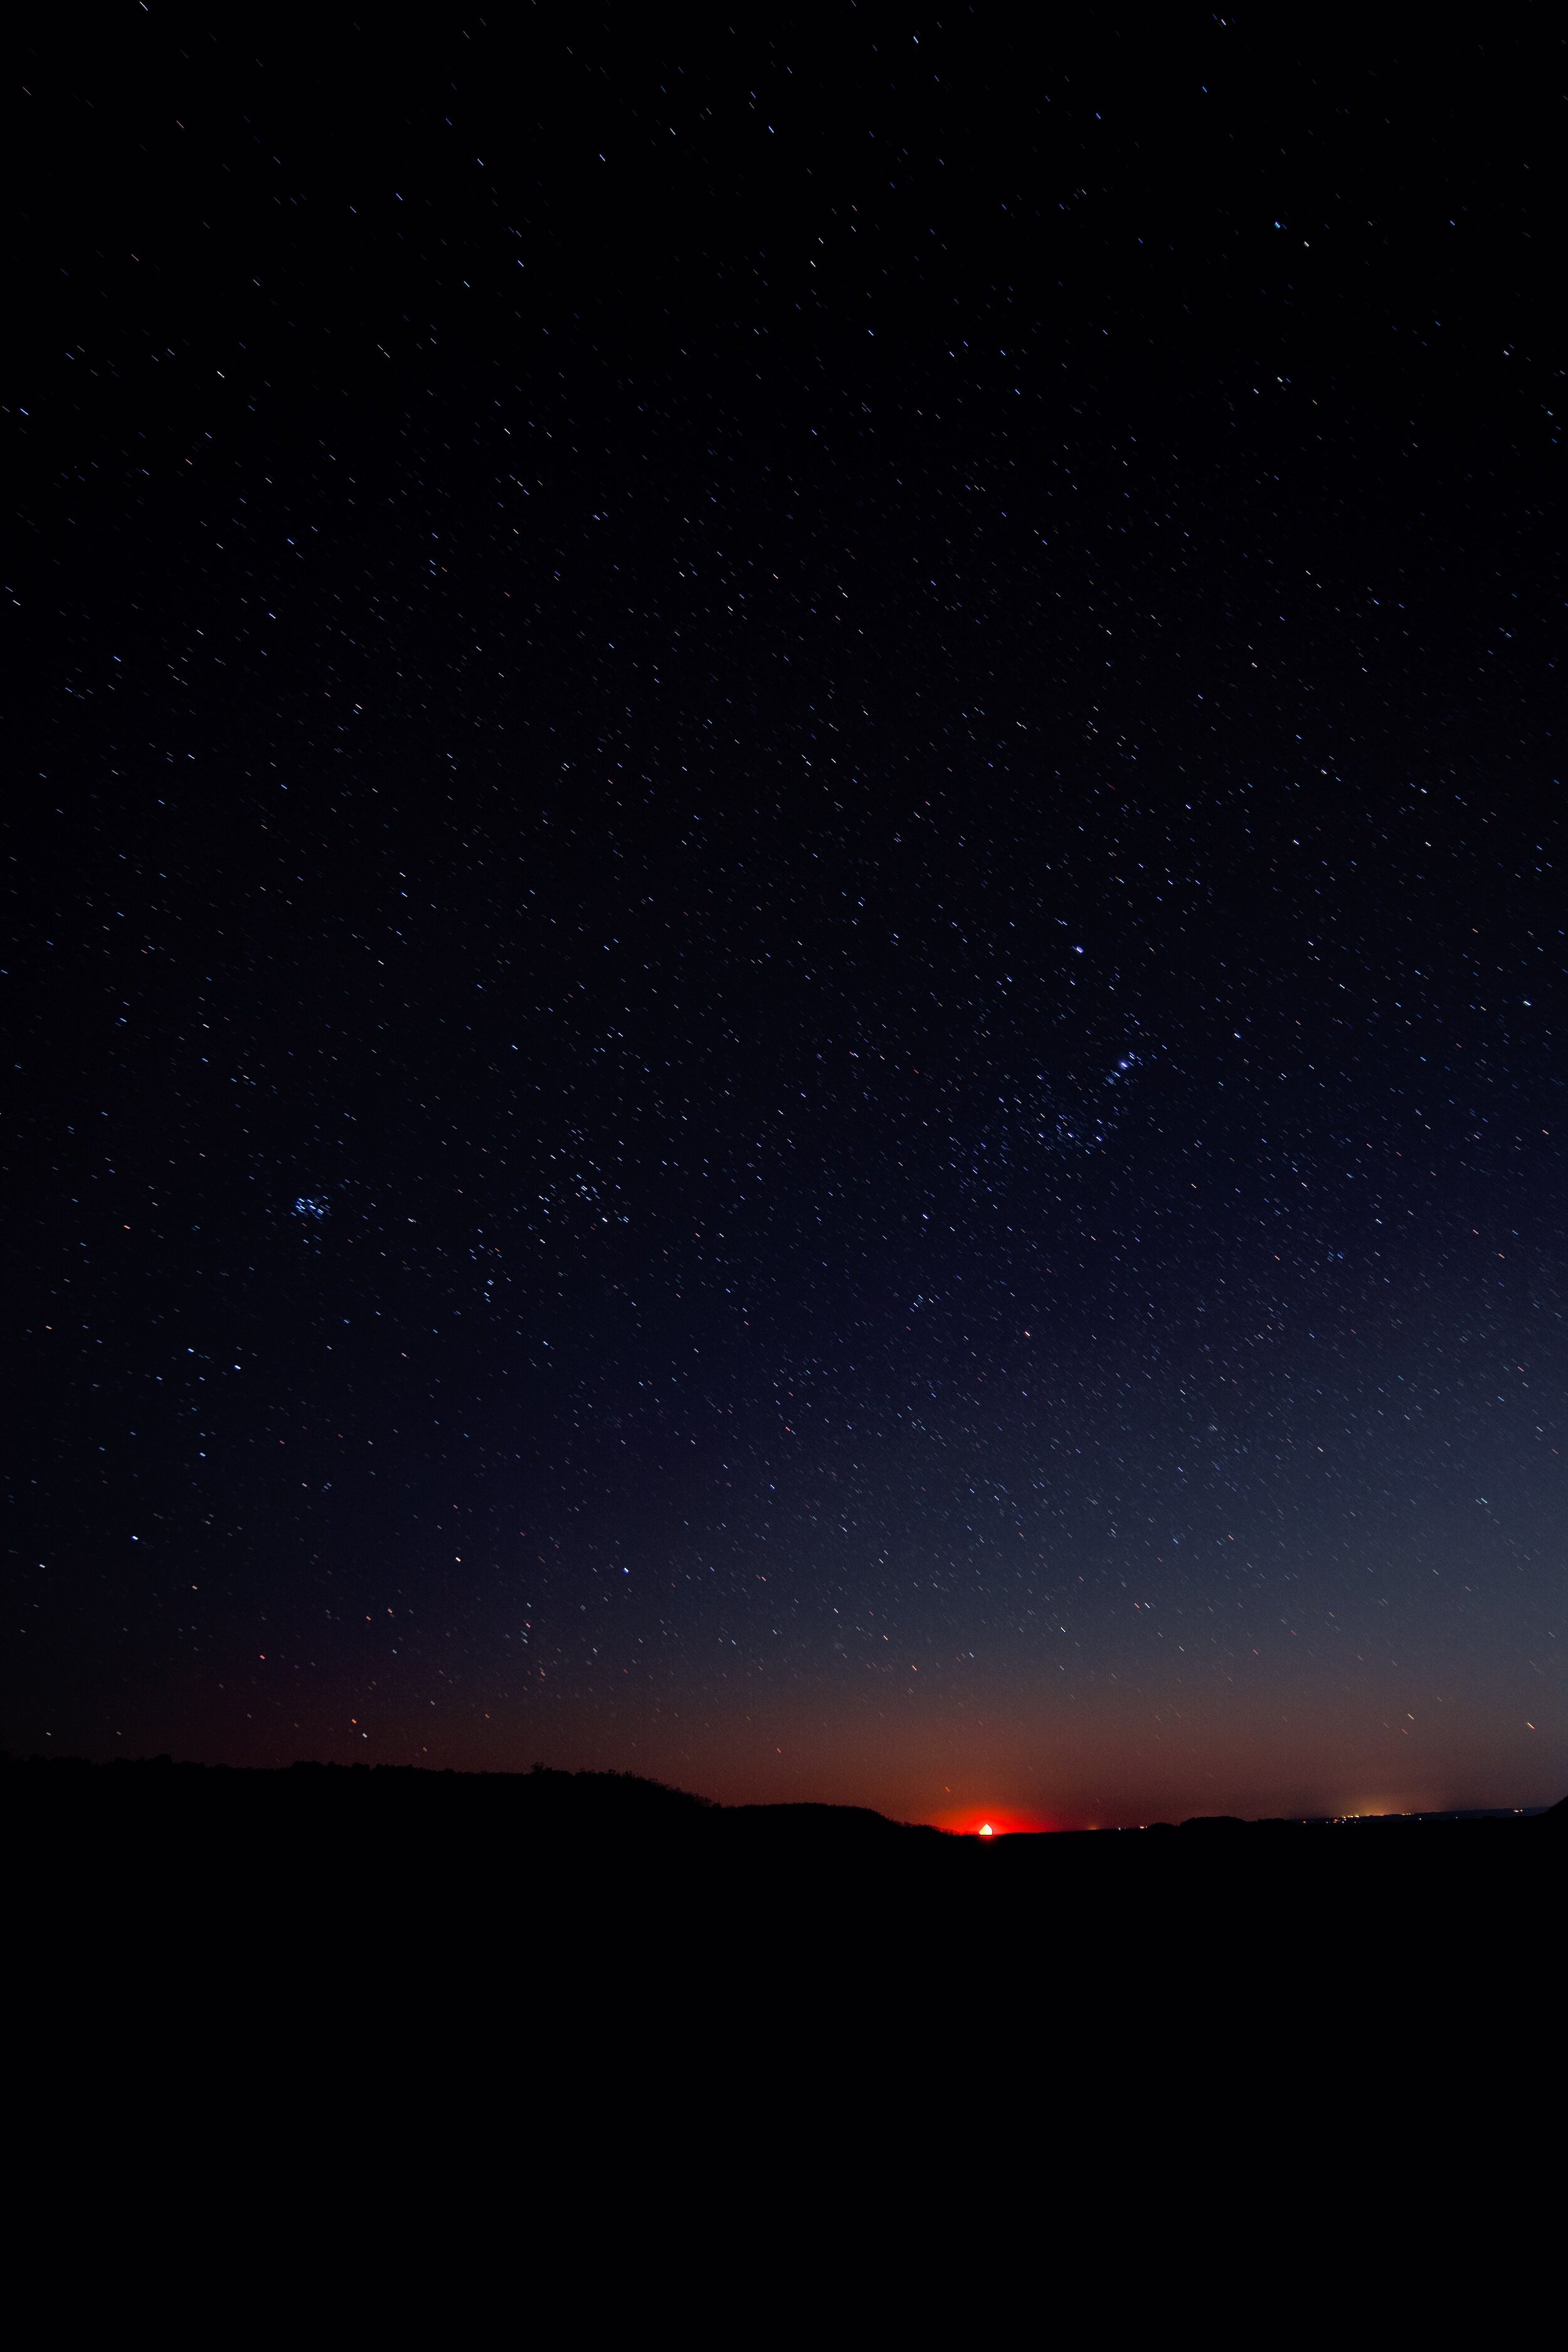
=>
[7,1751,1561,1854]
[9,1756,1559,2063]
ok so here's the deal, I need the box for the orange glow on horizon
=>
[938,1804,1057,1837]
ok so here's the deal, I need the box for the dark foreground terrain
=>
[9,1756,1562,2192]
[11,1754,1561,1956]
[13,1750,1561,1862]
[11,1748,1562,1836]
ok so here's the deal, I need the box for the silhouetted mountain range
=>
[7,1751,1560,1848]
[9,1755,1560,2095]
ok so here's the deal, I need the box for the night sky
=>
[9,15,1565,1824]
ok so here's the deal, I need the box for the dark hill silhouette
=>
[719,1800,947,1846]
[7,1753,1560,1874]
[8,1757,1560,2069]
